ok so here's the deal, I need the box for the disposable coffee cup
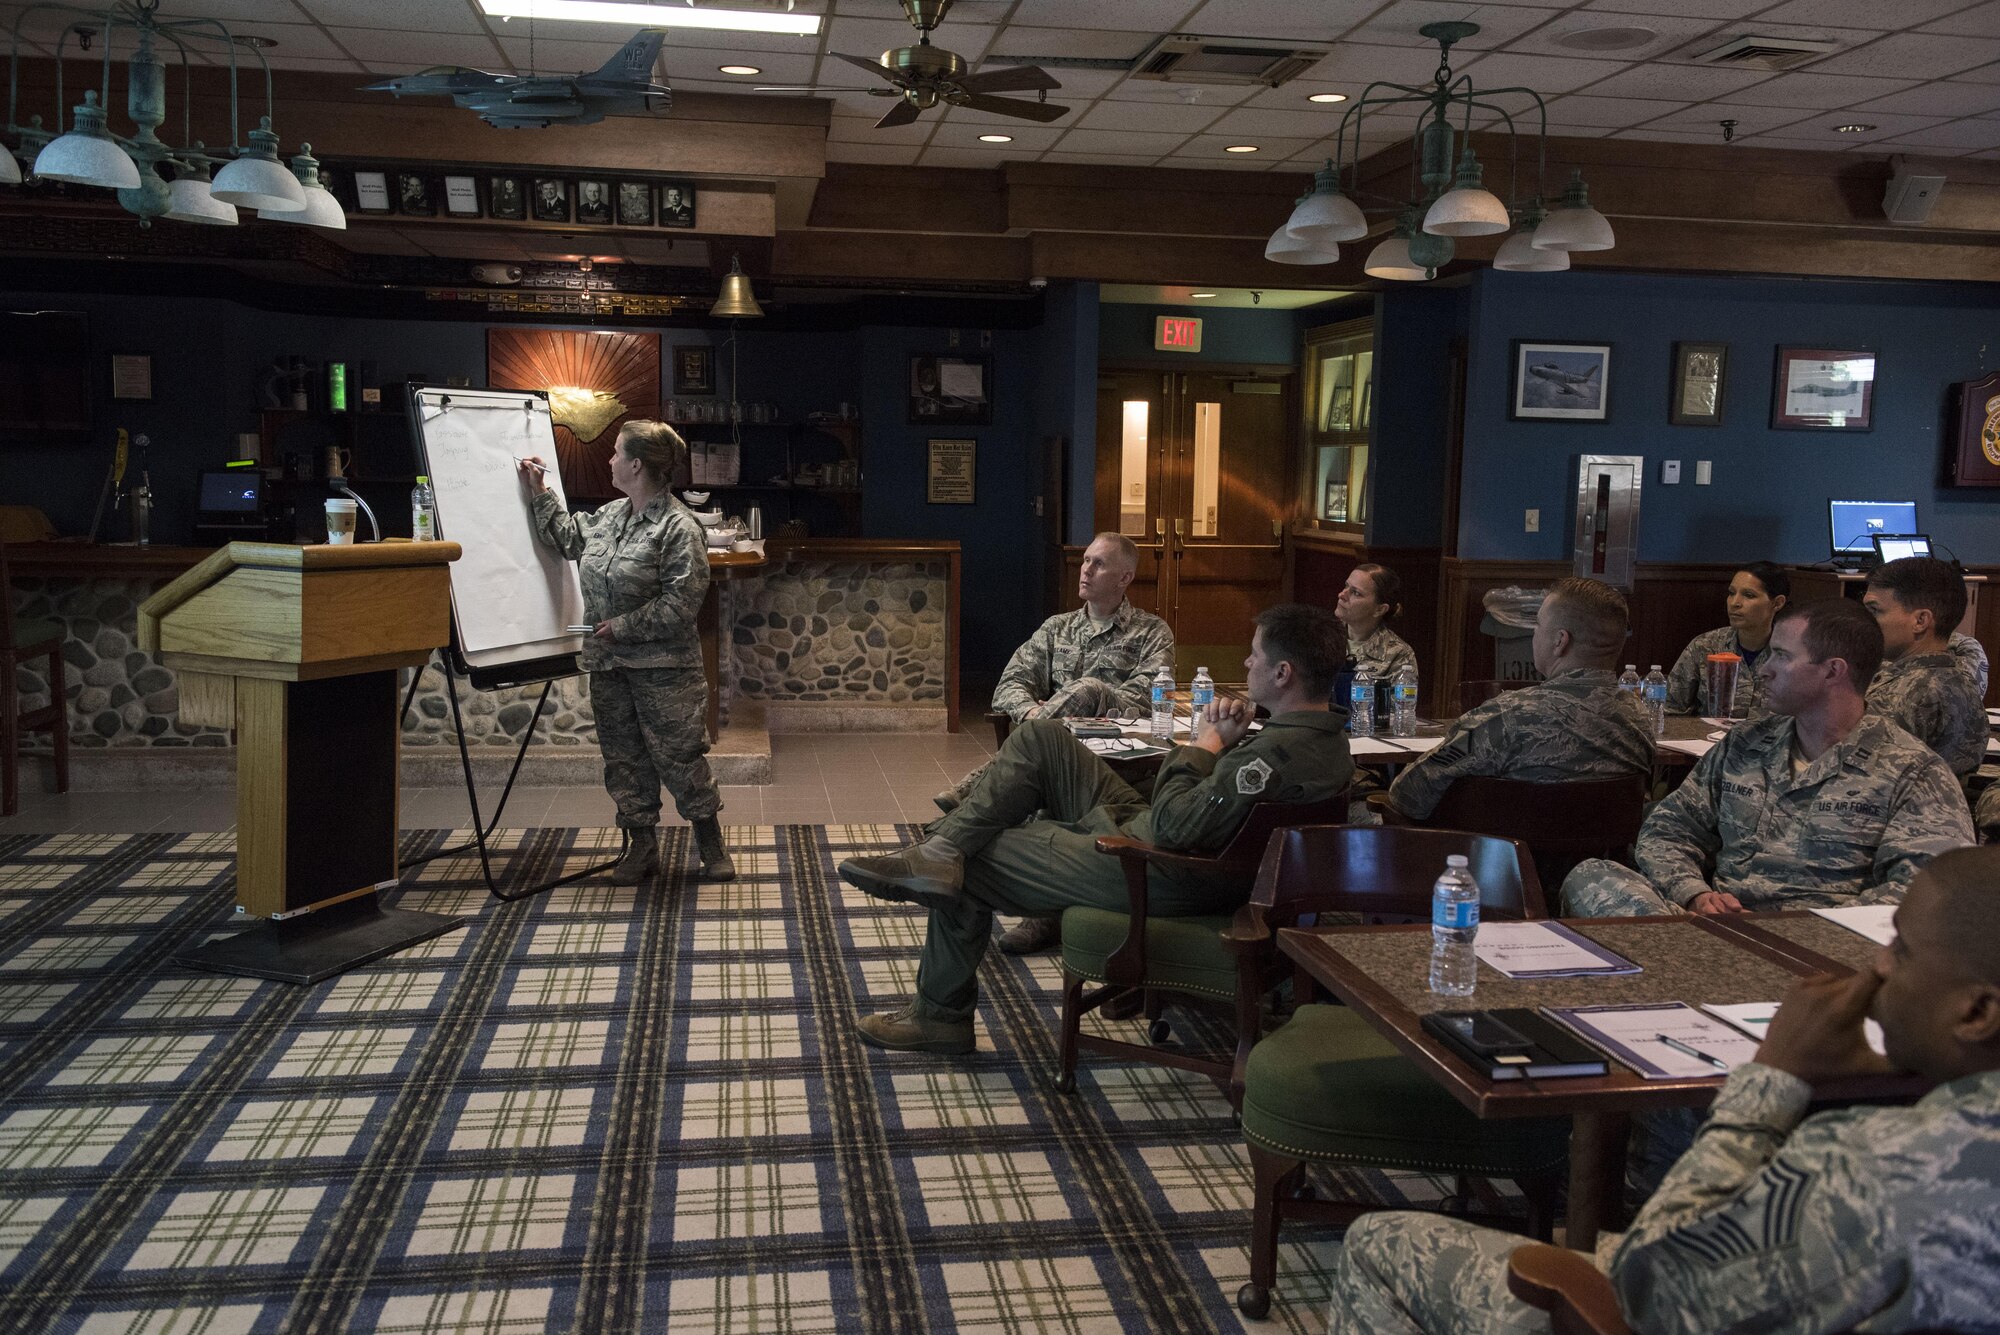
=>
[324,496,358,545]
[1704,652,1742,719]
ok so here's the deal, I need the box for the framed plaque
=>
[1948,369,2000,486]
[1669,341,1726,427]
[927,438,976,504]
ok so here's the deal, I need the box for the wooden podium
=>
[139,540,465,982]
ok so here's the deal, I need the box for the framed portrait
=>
[575,177,612,225]
[352,169,392,213]
[396,171,434,217]
[1669,341,1727,427]
[615,180,653,226]
[487,175,525,220]
[658,179,696,228]
[927,438,976,505]
[909,354,991,426]
[1772,346,1875,431]
[673,344,715,396]
[530,176,569,223]
[442,174,481,217]
[1509,339,1611,422]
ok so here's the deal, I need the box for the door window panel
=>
[1190,400,1220,538]
[1119,399,1150,537]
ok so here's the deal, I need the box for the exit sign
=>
[1154,315,1204,353]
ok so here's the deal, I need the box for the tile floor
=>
[0,730,999,834]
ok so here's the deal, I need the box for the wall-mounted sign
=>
[1155,315,1203,353]
[927,438,976,504]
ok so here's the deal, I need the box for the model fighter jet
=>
[1527,362,1601,396]
[363,30,670,129]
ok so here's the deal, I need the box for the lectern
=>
[139,540,464,983]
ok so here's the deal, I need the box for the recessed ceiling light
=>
[1552,25,1658,52]
[718,64,761,76]
[1835,123,1875,133]
[978,133,1013,143]
[479,0,821,35]
[1191,291,1218,298]
[1225,144,1259,153]
[1307,93,1347,104]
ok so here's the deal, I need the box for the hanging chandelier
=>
[1266,20,1612,280]
[1,0,345,230]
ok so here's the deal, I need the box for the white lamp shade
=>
[165,176,238,226]
[212,154,306,211]
[1363,234,1429,281]
[0,143,20,186]
[1265,224,1337,265]
[1532,204,1614,252]
[263,183,345,229]
[1493,228,1567,272]
[1286,189,1368,245]
[34,130,139,189]
[1423,185,1510,237]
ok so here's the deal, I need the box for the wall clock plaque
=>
[1948,369,2000,487]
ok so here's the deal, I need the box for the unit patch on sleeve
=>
[1236,758,1273,795]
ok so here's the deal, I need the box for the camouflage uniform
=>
[529,489,721,826]
[1328,1062,2000,1335]
[1665,625,1768,719]
[1866,650,1988,778]
[1348,624,1417,680]
[1978,783,2000,840]
[910,714,1352,1022]
[1561,713,1972,916]
[990,601,1174,722]
[1950,629,1990,696]
[1386,667,1654,820]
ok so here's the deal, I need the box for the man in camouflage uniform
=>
[1862,557,1987,778]
[1564,599,1972,917]
[1387,577,1652,821]
[1328,845,2000,1335]
[1950,629,1990,695]
[1979,783,2000,841]
[941,531,1173,953]
[837,605,1352,1054]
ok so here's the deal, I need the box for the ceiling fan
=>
[755,0,1069,129]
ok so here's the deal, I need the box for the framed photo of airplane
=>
[1510,340,1611,422]
[1772,347,1874,431]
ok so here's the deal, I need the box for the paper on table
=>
[1810,904,1898,946]
[1474,921,1642,979]
[1081,736,1165,756]
[1658,738,1716,759]
[1544,1002,1761,1079]
[1701,1002,1887,1057]
[1349,735,1444,759]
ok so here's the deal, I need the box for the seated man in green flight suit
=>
[837,603,1355,1055]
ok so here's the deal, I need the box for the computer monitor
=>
[1828,499,1917,565]
[1871,534,1932,564]
[196,469,261,516]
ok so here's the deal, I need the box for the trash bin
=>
[1480,586,1548,684]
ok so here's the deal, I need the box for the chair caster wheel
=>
[1147,1018,1172,1044]
[1237,1283,1271,1319]
[1054,1071,1075,1093]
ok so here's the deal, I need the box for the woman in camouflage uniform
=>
[1335,563,1416,680]
[1666,561,1788,719]
[519,421,734,884]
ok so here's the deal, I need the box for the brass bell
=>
[709,254,764,319]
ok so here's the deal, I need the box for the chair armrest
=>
[1092,836,1159,987]
[1091,835,1231,876]
[1507,1244,1631,1335]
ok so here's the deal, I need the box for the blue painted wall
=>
[1458,269,2000,564]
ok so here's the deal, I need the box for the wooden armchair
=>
[1377,774,1648,891]
[1508,1245,1631,1335]
[1051,790,1349,1100]
[2,540,69,817]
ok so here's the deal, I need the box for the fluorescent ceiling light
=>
[478,1,821,35]
[718,65,761,75]
[1307,93,1347,103]
[1190,291,1217,298]
[1225,144,1259,153]
[978,133,1012,143]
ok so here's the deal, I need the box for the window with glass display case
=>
[1302,317,1374,533]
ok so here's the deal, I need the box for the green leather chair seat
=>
[1059,906,1237,1000]
[12,619,61,650]
[1241,1005,1571,1176]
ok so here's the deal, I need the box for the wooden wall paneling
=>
[487,330,660,502]
[1438,558,1567,710]
[1627,564,1735,680]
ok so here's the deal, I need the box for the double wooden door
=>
[1093,366,1291,679]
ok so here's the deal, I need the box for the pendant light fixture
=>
[1422,144,1509,237]
[258,143,345,230]
[1493,202,1567,272]
[1531,167,1616,252]
[211,117,304,212]
[1265,194,1340,265]
[1273,159,1368,249]
[710,254,765,319]
[1363,212,1433,282]
[163,145,236,226]
[32,90,139,189]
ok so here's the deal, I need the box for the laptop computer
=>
[1871,533,1932,565]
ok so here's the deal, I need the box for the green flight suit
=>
[911,714,1353,1022]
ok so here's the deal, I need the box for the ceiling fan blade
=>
[949,65,1060,96]
[755,85,879,93]
[874,99,922,129]
[831,50,905,84]
[952,93,1071,123]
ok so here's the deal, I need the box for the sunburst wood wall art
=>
[487,330,661,501]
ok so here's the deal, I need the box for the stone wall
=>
[729,559,948,705]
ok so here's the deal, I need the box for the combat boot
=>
[693,816,736,882]
[609,827,659,884]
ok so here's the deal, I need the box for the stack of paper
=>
[1474,921,1642,979]
[1546,1002,1759,1079]
[1702,1002,1887,1057]
[1810,904,1898,945]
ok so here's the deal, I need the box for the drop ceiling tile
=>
[1724,73,1918,108]
[1293,42,1456,85]
[1807,33,2000,79]
[1876,119,2000,150]
[1539,94,1687,127]
[494,36,631,72]
[1193,106,1347,138]
[1102,80,1257,106]
[1851,82,2000,117]
[197,20,346,61]
[652,30,827,55]
[1074,99,1227,132]
[297,0,490,32]
[1010,0,1201,31]
[1167,0,1381,41]
[1039,151,1168,166]
[1510,14,1735,63]
[828,112,930,144]
[1179,133,1315,160]
[1242,80,1360,111]
[1755,0,1968,26]
[1344,2,1554,50]
[1950,60,2000,85]
[1638,101,1826,135]
[827,17,992,61]
[1452,52,1640,95]
[987,26,1148,61]
[674,52,819,83]
[822,141,922,165]
[1708,110,1946,144]
[1922,2,2000,38]
[1580,0,1774,16]
[1564,61,1776,102]
[1048,127,1194,155]
[929,120,1067,151]
[343,29,503,68]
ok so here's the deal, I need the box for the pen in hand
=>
[514,457,547,473]
[1656,1033,1731,1070]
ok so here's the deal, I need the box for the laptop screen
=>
[1828,499,1916,562]
[198,470,261,514]
[1873,535,1931,564]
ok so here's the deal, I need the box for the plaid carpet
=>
[0,824,1469,1335]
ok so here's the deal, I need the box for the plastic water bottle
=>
[1642,664,1669,737]
[411,475,436,541]
[1390,663,1419,737]
[1428,855,1480,997]
[1150,666,1175,742]
[1189,666,1215,743]
[1618,664,1641,696]
[1349,665,1376,738]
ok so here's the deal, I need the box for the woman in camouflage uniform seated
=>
[1666,561,1789,719]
